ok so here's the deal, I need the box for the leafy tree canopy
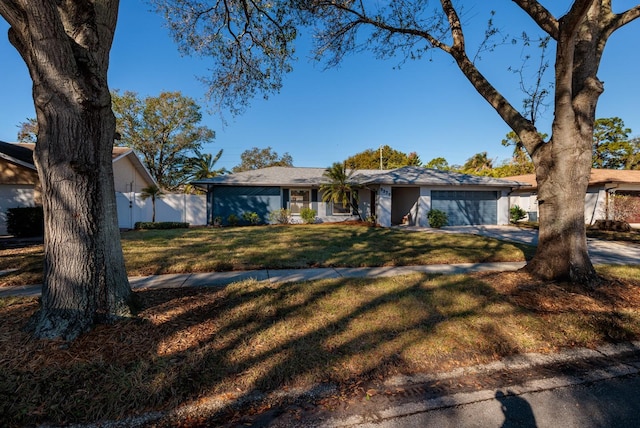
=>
[344,145,421,169]
[232,146,293,172]
[592,117,635,169]
[460,152,494,175]
[112,90,216,190]
[425,157,450,171]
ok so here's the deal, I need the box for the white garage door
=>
[0,184,36,235]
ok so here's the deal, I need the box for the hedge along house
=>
[192,166,530,227]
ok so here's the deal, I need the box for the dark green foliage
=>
[427,209,448,229]
[6,207,44,237]
[510,205,527,223]
[134,222,189,230]
[241,211,261,225]
[227,214,239,226]
[300,207,317,224]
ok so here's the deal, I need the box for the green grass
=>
[1,266,639,427]
[0,224,534,285]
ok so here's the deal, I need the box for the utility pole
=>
[380,145,383,170]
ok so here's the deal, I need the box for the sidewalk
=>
[0,261,527,298]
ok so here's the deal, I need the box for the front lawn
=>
[1,267,639,427]
[0,224,534,286]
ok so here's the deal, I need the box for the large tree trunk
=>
[525,132,598,285]
[523,4,603,286]
[3,1,134,340]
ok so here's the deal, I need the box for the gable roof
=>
[193,166,531,189]
[0,141,37,170]
[0,141,156,186]
[505,169,640,190]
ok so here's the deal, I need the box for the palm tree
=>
[186,149,227,180]
[320,162,362,220]
[183,149,227,193]
[462,152,494,174]
[140,184,163,222]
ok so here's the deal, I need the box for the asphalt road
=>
[345,373,640,428]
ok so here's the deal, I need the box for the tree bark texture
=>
[1,0,133,340]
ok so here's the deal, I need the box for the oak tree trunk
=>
[523,4,604,286]
[4,1,134,340]
[525,131,598,285]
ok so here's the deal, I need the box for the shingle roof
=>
[354,166,530,187]
[0,141,35,168]
[504,169,640,190]
[194,166,531,188]
[193,167,330,186]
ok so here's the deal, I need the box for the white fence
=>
[116,192,207,229]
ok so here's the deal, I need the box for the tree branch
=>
[511,0,559,39]
[0,0,23,28]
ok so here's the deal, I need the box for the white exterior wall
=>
[585,188,607,225]
[112,156,151,193]
[418,188,431,227]
[497,190,511,225]
[377,185,392,227]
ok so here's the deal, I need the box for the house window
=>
[289,189,310,214]
[330,192,353,215]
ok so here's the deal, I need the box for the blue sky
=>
[1,1,639,171]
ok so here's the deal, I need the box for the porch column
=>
[498,190,510,225]
[418,187,431,227]
[378,185,392,227]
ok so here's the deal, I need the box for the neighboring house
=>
[193,166,530,227]
[0,142,41,235]
[0,141,157,234]
[505,169,640,225]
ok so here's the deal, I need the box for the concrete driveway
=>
[430,225,640,266]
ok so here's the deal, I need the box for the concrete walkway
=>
[0,261,527,298]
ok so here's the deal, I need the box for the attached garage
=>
[210,186,282,224]
[431,190,498,226]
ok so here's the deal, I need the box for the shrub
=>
[6,206,44,237]
[592,219,632,232]
[134,222,189,230]
[241,211,261,225]
[427,209,448,228]
[510,205,527,223]
[227,214,239,226]
[300,207,317,224]
[268,208,292,225]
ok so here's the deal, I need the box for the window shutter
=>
[311,189,318,202]
[282,188,289,209]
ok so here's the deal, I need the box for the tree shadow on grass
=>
[1,271,639,426]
